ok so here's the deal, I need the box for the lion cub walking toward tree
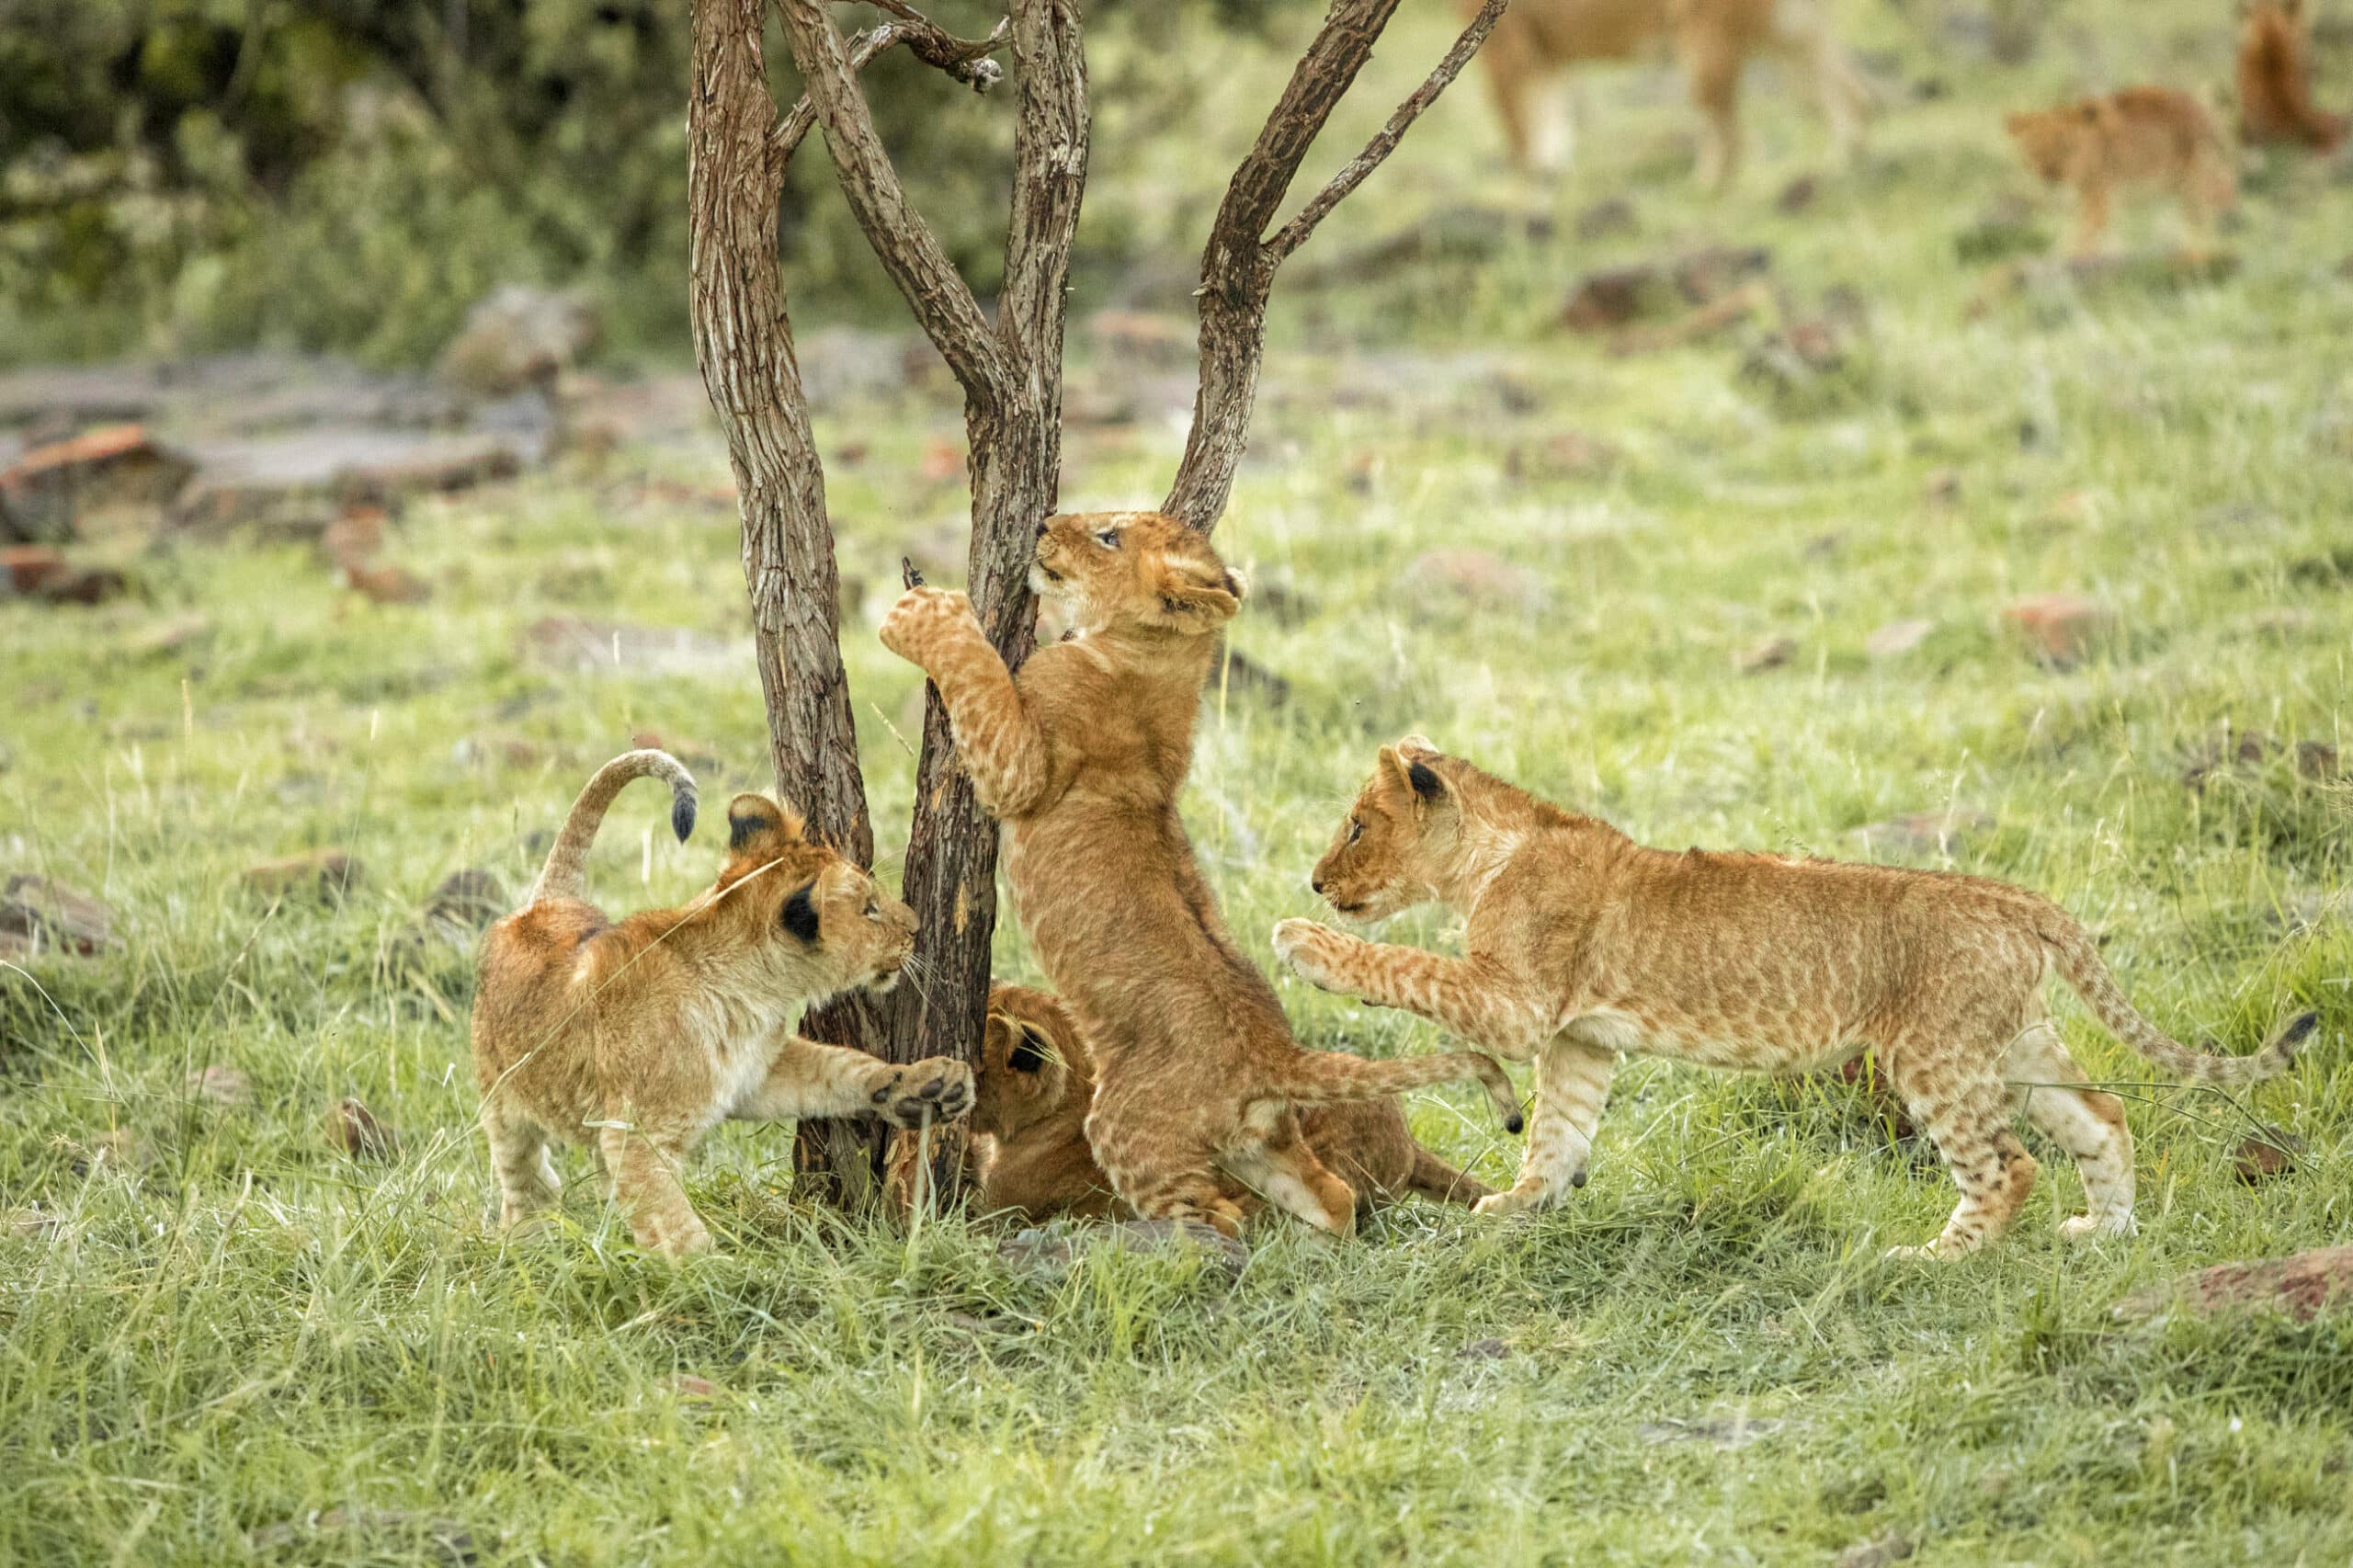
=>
[472,749,972,1258]
[877,513,1521,1240]
[2006,87,2236,258]
[1274,738,2316,1259]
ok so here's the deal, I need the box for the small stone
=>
[1851,811,1995,859]
[2,544,66,596]
[1864,619,1933,660]
[326,1097,401,1161]
[1398,549,1548,619]
[342,562,432,606]
[2000,592,2115,665]
[187,1065,253,1107]
[2232,1128,2303,1185]
[1836,1534,1916,1568]
[1457,1337,1510,1360]
[2111,1244,2353,1324]
[1734,635,1799,674]
[1776,173,1820,214]
[1573,196,1638,240]
[438,285,600,397]
[422,869,510,939]
[243,849,366,904]
[0,424,195,542]
[319,503,391,571]
[665,1373,721,1401]
[0,874,114,955]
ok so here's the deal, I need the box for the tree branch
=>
[1267,0,1508,262]
[777,0,1012,402]
[995,0,1088,405]
[767,12,1010,167]
[1163,0,1504,532]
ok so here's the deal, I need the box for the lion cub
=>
[1275,738,2316,1259]
[2239,0,2347,152]
[971,982,1491,1222]
[877,513,1521,1240]
[472,749,973,1257]
[2005,86,2236,257]
[1471,0,1873,189]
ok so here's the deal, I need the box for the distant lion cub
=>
[1275,738,2315,1259]
[472,750,972,1257]
[2005,86,2235,257]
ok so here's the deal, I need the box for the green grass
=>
[6,0,2353,1561]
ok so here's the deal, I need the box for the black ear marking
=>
[1007,1026,1049,1074]
[780,881,821,942]
[729,806,769,851]
[1406,760,1444,800]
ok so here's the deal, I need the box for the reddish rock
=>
[0,424,195,541]
[2183,731,2343,790]
[2,544,67,595]
[1734,635,1798,674]
[0,874,114,955]
[342,562,432,606]
[319,503,391,571]
[243,849,366,904]
[1865,619,1934,660]
[2233,1128,2303,1185]
[2001,592,2115,665]
[326,1097,401,1161]
[41,565,130,606]
[2112,1245,2353,1324]
[665,1373,721,1400]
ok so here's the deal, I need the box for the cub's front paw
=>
[871,1058,976,1129]
[878,586,976,665]
[1271,917,1348,992]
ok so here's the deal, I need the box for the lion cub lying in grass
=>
[970,982,1491,1222]
[878,512,1520,1240]
[1275,738,2316,1259]
[472,750,973,1258]
[2006,86,2236,258]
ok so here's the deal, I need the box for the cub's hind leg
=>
[1219,1108,1358,1238]
[1087,1092,1248,1239]
[1883,1036,2038,1260]
[483,1108,562,1232]
[597,1124,711,1260]
[2005,1021,2135,1240]
[1475,1034,1616,1218]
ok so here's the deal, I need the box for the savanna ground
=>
[6,0,2353,1561]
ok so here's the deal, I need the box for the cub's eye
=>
[863,900,881,922]
[1347,817,1364,844]
[1093,528,1120,550]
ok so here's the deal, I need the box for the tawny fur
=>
[471,751,973,1258]
[1469,0,1873,189]
[2238,0,2348,151]
[1275,737,2317,1260]
[2005,86,2237,257]
[876,512,1521,1241]
[970,982,1492,1223]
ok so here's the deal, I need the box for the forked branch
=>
[767,11,1011,165]
[1165,0,1508,532]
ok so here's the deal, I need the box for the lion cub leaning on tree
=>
[472,749,973,1258]
[967,982,1491,1222]
[876,512,1522,1240]
[2006,86,2236,258]
[1274,738,2317,1260]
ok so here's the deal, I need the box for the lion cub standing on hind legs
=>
[472,749,973,1258]
[1274,738,2317,1259]
[877,514,1523,1240]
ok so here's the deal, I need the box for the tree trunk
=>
[688,0,890,1205]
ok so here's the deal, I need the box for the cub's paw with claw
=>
[871,1058,975,1129]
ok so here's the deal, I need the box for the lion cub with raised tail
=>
[472,749,973,1258]
[970,982,1492,1223]
[1275,738,2316,1259]
[876,513,1521,1241]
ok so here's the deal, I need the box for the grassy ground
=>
[6,0,2353,1562]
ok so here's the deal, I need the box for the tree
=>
[687,0,1507,1209]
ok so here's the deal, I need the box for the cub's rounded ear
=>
[1222,566,1249,603]
[1406,760,1445,801]
[1008,1025,1051,1074]
[780,881,822,943]
[726,794,806,853]
[1395,733,1438,757]
[1153,559,1243,625]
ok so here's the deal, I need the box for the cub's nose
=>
[1312,877,1327,895]
[1034,519,1050,540]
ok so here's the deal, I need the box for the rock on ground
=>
[2111,1245,2353,1324]
[0,874,115,955]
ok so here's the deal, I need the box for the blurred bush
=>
[0,0,1300,367]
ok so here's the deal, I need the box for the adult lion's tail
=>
[1263,1049,1525,1135]
[528,750,698,905]
[2036,909,2313,1085]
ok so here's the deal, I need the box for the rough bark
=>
[688,0,891,1204]
[1165,0,1508,535]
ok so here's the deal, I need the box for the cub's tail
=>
[1404,1144,1493,1208]
[1262,1049,1524,1135]
[2037,910,2313,1085]
[528,750,698,905]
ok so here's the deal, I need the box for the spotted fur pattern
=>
[472,759,972,1258]
[877,513,1520,1241]
[1275,738,2316,1259]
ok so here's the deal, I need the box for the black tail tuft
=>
[672,790,698,844]
[2280,1010,2319,1051]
